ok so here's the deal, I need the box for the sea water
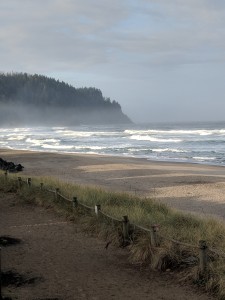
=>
[1,121,225,166]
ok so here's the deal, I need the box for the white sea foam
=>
[152,148,186,153]
[125,129,225,136]
[128,148,149,152]
[129,135,182,143]
[5,127,31,133]
[41,144,74,149]
[7,135,26,141]
[25,138,59,145]
[55,129,119,138]
[52,127,66,130]
[55,130,93,137]
[193,156,216,161]
[73,145,107,150]
[43,139,60,143]
[26,138,43,146]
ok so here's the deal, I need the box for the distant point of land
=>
[0,72,132,126]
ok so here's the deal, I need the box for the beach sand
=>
[1,148,225,220]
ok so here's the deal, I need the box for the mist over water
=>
[1,121,225,166]
[0,103,130,127]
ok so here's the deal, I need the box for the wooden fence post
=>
[18,177,22,189]
[72,197,78,208]
[199,240,208,274]
[95,204,101,217]
[150,225,158,247]
[0,247,2,300]
[27,178,31,187]
[55,188,60,201]
[4,171,7,181]
[40,183,43,190]
[122,215,130,242]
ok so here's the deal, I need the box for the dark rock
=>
[0,158,24,172]
[0,236,21,246]
[2,270,42,287]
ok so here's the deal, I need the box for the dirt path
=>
[0,192,212,300]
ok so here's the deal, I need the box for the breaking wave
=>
[1,121,225,165]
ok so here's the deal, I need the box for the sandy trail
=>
[0,193,212,300]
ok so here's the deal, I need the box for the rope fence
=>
[2,171,225,275]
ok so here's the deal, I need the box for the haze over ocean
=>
[1,121,225,166]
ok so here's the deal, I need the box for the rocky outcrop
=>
[0,158,24,172]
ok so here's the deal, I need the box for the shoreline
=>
[1,146,225,169]
[1,148,225,220]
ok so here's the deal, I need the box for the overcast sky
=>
[1,0,225,123]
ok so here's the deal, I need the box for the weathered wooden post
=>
[150,225,158,247]
[18,177,22,189]
[0,247,2,300]
[122,215,130,242]
[55,188,60,201]
[95,204,101,217]
[199,240,208,275]
[27,178,31,187]
[40,183,43,190]
[72,197,78,208]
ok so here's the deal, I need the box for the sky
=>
[1,0,225,123]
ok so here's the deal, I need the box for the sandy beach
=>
[1,148,225,221]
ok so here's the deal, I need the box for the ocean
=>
[1,121,225,166]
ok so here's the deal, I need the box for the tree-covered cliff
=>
[0,73,131,126]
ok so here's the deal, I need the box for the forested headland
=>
[0,73,131,126]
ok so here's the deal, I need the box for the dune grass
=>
[1,172,225,298]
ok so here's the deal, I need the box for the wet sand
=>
[1,148,225,220]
